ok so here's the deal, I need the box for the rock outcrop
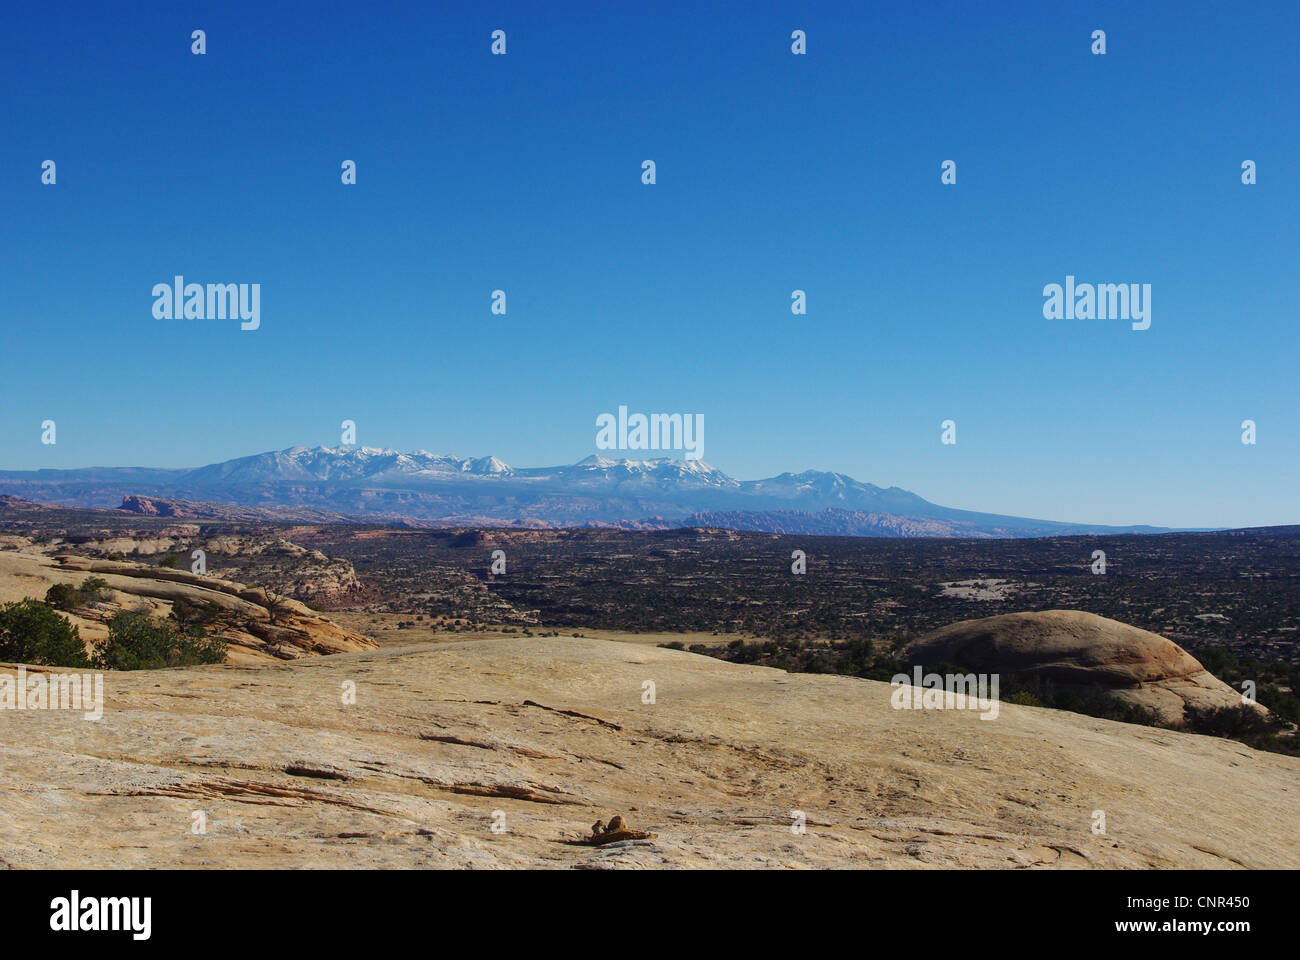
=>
[903,610,1252,722]
[197,535,363,602]
[0,635,1296,868]
[118,494,357,523]
[0,552,375,664]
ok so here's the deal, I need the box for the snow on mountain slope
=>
[0,446,1174,537]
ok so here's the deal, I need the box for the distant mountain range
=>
[0,445,1174,538]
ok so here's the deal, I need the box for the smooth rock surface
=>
[1,635,1296,869]
[905,610,1251,722]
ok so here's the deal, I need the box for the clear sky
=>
[2,0,1297,528]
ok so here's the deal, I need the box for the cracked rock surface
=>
[1,636,1297,868]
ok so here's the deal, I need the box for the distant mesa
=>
[903,610,1255,723]
[117,495,356,523]
[119,494,179,517]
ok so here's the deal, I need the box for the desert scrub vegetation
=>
[43,576,109,611]
[93,611,227,670]
[0,599,92,668]
[170,597,224,630]
[1193,644,1300,726]
[681,634,908,681]
[2,595,227,671]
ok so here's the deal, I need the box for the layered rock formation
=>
[28,524,364,605]
[196,535,363,603]
[904,610,1253,722]
[118,494,357,523]
[0,552,375,664]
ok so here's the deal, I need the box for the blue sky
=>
[2,0,1297,528]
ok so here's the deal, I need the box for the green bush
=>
[1196,645,1239,677]
[170,597,223,630]
[43,576,110,612]
[43,582,82,612]
[78,577,109,601]
[1008,690,1042,707]
[1183,703,1276,742]
[93,612,227,671]
[0,599,91,667]
[1256,683,1300,725]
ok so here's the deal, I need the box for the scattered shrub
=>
[93,612,227,671]
[43,582,82,612]
[0,599,91,668]
[79,577,109,601]
[1008,690,1042,707]
[43,576,109,612]
[1183,703,1279,746]
[170,597,223,630]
